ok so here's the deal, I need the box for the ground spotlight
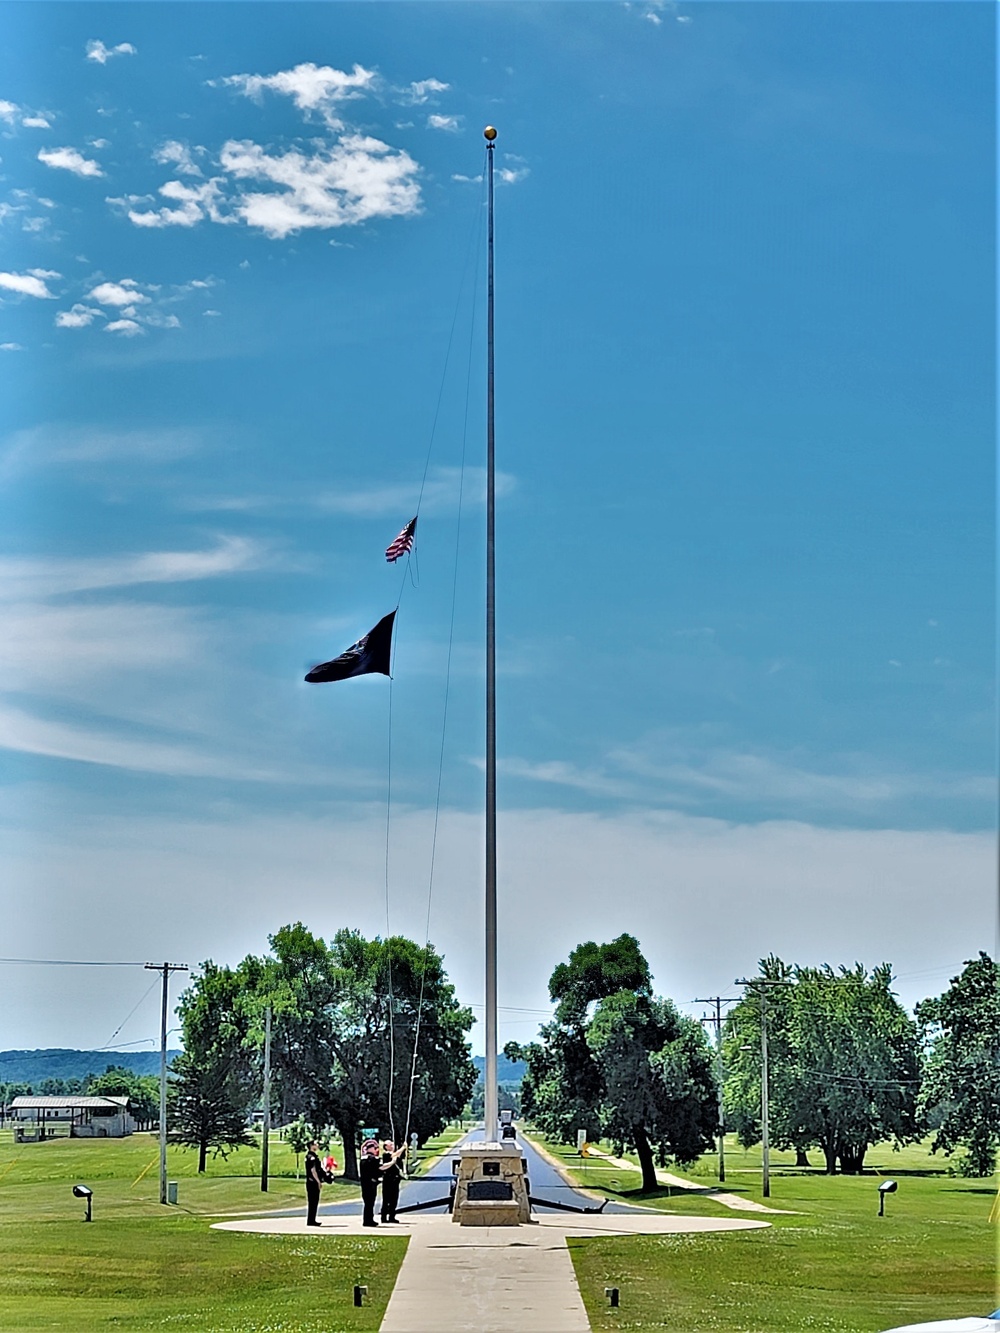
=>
[72,1184,93,1222]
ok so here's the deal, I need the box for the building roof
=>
[9,1095,130,1110]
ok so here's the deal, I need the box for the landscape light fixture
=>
[72,1183,93,1222]
[878,1179,898,1216]
[353,1285,368,1307]
[605,1287,620,1308]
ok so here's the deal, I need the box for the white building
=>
[9,1095,136,1140]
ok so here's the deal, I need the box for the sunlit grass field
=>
[0,1125,461,1331]
[530,1131,998,1332]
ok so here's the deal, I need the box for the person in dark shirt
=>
[304,1140,331,1226]
[359,1138,381,1227]
[379,1140,406,1223]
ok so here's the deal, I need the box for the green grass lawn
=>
[528,1132,999,1332]
[0,1130,407,1331]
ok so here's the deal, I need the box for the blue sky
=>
[0,3,994,1054]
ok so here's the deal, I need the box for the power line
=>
[0,958,148,967]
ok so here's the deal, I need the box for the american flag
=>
[385,516,417,563]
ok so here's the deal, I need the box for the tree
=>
[252,924,476,1181]
[512,936,717,1191]
[724,958,922,1174]
[917,952,1000,1177]
[169,962,257,1171]
[588,991,717,1190]
[86,1066,159,1128]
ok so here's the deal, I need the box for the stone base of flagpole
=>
[452,1142,529,1226]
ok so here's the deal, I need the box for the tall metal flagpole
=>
[483,124,498,1143]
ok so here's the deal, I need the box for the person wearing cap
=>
[379,1140,406,1223]
[359,1138,381,1227]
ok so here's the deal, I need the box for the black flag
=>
[305,611,395,683]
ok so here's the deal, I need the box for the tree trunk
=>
[633,1125,658,1193]
[198,1137,207,1174]
[795,1149,811,1168]
[838,1144,866,1174]
[339,1123,359,1182]
[821,1142,837,1175]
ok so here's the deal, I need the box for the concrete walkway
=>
[212,1211,769,1332]
[583,1146,797,1214]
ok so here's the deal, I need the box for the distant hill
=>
[0,1049,182,1084]
[473,1054,525,1085]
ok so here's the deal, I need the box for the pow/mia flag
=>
[305,611,395,683]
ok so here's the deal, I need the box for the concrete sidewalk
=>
[213,1212,769,1332]
[378,1222,589,1333]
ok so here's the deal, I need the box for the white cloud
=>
[645,10,663,23]
[21,116,51,129]
[153,140,204,176]
[1,424,204,474]
[0,536,269,600]
[0,703,278,781]
[0,270,57,299]
[55,303,104,329]
[121,178,229,228]
[1,805,991,1049]
[504,737,995,823]
[498,166,529,185]
[222,62,376,129]
[317,466,515,517]
[0,342,24,351]
[38,146,104,178]
[0,100,18,122]
[85,39,137,64]
[427,114,460,132]
[88,279,149,307]
[402,77,449,105]
[104,318,144,337]
[203,309,221,317]
[218,134,421,237]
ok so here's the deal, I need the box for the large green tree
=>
[253,924,476,1181]
[169,962,257,1171]
[917,952,1000,1177]
[724,958,922,1174]
[512,936,717,1191]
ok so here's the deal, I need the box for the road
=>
[302,1127,646,1221]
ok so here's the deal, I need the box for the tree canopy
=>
[724,957,922,1174]
[917,952,1000,1177]
[511,936,716,1190]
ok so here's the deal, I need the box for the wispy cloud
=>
[0,537,269,600]
[399,78,449,106]
[1,424,205,478]
[0,702,281,780]
[85,39,137,64]
[502,733,995,825]
[316,466,516,517]
[221,62,376,129]
[38,146,104,178]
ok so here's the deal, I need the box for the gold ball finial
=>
[484,125,498,141]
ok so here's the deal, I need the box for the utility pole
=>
[735,977,792,1199]
[694,995,738,1183]
[145,962,188,1205]
[260,1004,272,1192]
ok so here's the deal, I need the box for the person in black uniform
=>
[359,1138,381,1227]
[304,1140,331,1226]
[379,1140,406,1223]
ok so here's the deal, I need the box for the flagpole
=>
[484,124,498,1144]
